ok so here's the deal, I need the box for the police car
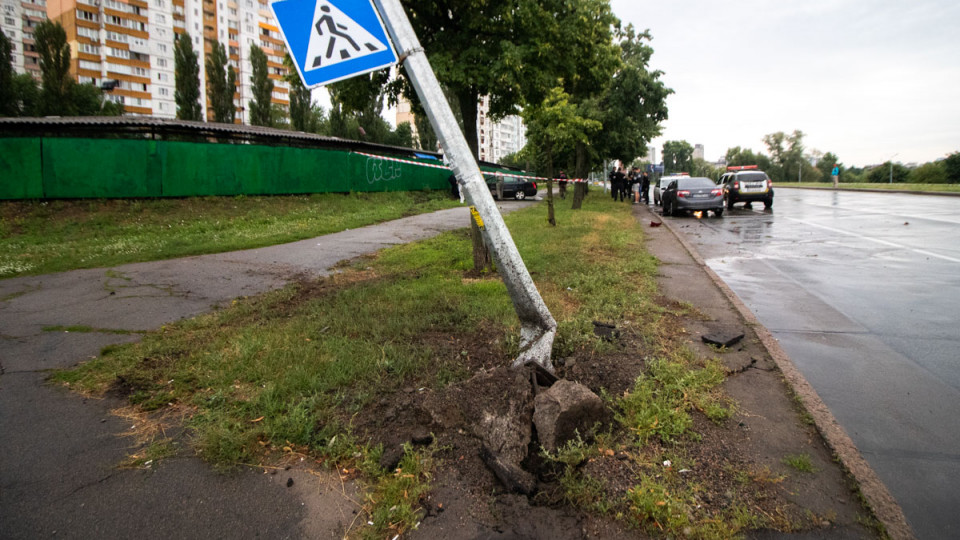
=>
[717,166,774,209]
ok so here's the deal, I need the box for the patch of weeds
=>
[706,343,729,354]
[122,437,178,468]
[783,453,817,473]
[626,474,765,539]
[559,470,613,514]
[615,351,729,445]
[359,443,435,540]
[540,431,598,467]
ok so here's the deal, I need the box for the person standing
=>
[614,167,626,202]
[557,170,568,199]
[641,171,651,204]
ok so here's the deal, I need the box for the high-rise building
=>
[41,0,289,120]
[693,143,704,161]
[1,0,47,79]
[394,94,528,162]
[477,95,525,164]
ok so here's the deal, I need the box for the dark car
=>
[718,167,774,209]
[487,175,538,200]
[661,176,724,217]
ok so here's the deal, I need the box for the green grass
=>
[615,351,731,445]
[783,453,817,473]
[781,182,960,193]
[0,191,461,278]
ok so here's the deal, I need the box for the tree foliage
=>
[943,152,960,184]
[206,41,236,123]
[597,25,671,165]
[397,0,622,160]
[34,20,73,116]
[816,151,841,181]
[865,162,910,183]
[174,33,202,121]
[284,54,321,132]
[248,44,274,126]
[662,140,693,174]
[909,162,947,184]
[0,28,15,116]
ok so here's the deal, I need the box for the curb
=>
[645,205,915,540]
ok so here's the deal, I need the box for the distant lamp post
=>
[889,153,899,184]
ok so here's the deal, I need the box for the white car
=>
[653,174,689,206]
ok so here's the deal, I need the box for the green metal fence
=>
[0,137,454,199]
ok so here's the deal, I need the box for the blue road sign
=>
[271,0,398,88]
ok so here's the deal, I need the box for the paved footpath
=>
[0,205,534,539]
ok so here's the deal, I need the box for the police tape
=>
[352,151,589,183]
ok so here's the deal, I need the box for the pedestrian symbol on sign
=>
[271,0,398,88]
[307,2,388,69]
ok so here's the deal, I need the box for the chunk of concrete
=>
[533,380,606,453]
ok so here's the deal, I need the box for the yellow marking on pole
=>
[470,206,485,230]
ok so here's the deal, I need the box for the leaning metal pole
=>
[373,0,557,371]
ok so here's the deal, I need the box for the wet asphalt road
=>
[664,187,960,540]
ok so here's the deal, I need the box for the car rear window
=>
[678,177,716,189]
[739,172,768,182]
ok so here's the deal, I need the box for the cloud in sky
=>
[610,0,960,166]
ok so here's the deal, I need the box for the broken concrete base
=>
[533,380,606,453]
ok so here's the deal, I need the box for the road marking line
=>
[782,216,960,264]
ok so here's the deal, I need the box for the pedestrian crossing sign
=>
[271,0,398,88]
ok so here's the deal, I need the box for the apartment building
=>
[39,0,288,120]
[477,95,526,164]
[1,0,47,78]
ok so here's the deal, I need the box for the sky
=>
[609,0,960,167]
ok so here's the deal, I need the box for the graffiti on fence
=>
[366,156,402,185]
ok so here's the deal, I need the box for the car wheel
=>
[714,208,723,217]
[515,191,526,200]
[764,197,773,209]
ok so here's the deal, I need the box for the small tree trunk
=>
[546,179,556,226]
[545,147,556,226]
[470,212,494,273]
[572,182,586,209]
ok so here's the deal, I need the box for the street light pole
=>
[889,153,899,184]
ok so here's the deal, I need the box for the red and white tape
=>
[352,151,589,183]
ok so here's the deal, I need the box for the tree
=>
[865,162,909,183]
[206,40,236,123]
[385,121,414,148]
[943,152,960,184]
[248,44,273,126]
[662,140,693,174]
[909,162,947,184]
[596,26,671,165]
[816,152,841,182]
[762,130,809,183]
[284,53,319,132]
[523,87,602,221]
[8,73,40,116]
[71,82,123,116]
[34,20,73,116]
[398,0,620,160]
[414,113,438,151]
[0,29,15,116]
[725,146,771,170]
[174,33,202,121]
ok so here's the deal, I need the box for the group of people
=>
[608,166,650,204]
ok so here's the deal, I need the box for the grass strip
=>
[0,191,460,278]
[781,182,960,193]
[53,193,760,537]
